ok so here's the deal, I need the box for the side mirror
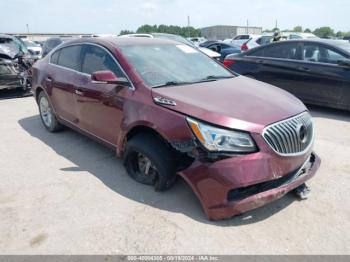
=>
[91,70,131,86]
[337,59,350,67]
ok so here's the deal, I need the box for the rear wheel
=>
[38,91,62,132]
[123,133,177,191]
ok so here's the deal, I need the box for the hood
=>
[152,76,306,133]
[0,44,19,59]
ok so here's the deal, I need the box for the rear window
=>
[235,35,250,40]
[57,45,82,71]
[249,43,299,60]
[50,51,60,64]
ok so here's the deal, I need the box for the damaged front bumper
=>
[178,149,321,220]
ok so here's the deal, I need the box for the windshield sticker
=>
[176,45,198,53]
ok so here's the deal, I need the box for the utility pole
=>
[275,20,278,30]
[26,24,30,34]
[246,19,249,34]
[187,15,191,38]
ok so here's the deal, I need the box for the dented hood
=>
[151,76,307,133]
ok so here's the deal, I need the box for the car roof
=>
[0,34,14,39]
[58,36,180,48]
[240,39,350,56]
[284,39,350,52]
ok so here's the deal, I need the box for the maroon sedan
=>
[31,37,320,220]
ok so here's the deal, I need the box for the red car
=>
[31,37,320,220]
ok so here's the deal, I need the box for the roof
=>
[59,36,180,48]
[251,39,350,55]
[0,34,14,39]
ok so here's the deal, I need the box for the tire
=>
[123,133,177,191]
[38,91,63,132]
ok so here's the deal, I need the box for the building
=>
[200,25,262,40]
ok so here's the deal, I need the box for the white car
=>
[229,34,261,47]
[283,32,318,40]
[238,32,319,52]
[119,33,221,59]
[23,40,42,58]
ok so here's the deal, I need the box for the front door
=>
[298,42,350,109]
[253,42,305,97]
[74,44,129,146]
[48,45,83,123]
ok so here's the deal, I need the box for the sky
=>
[0,0,349,34]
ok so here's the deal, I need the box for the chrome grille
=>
[263,112,314,155]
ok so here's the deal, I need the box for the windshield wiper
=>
[204,75,234,80]
[192,75,234,84]
[152,81,191,88]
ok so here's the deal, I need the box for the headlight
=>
[187,118,257,153]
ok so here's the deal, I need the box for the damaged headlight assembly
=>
[187,118,257,153]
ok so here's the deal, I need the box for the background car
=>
[23,39,42,58]
[241,35,263,51]
[204,41,241,61]
[224,39,350,111]
[41,37,73,57]
[228,34,261,46]
[283,32,318,40]
[0,34,33,91]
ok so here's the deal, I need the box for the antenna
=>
[187,15,191,38]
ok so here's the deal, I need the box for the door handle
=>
[75,89,84,96]
[46,76,53,82]
[256,59,265,64]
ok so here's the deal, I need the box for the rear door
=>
[48,45,83,123]
[245,42,306,97]
[74,44,129,145]
[298,42,350,109]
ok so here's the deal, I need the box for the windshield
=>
[152,34,196,47]
[24,40,39,48]
[0,37,28,55]
[120,44,233,87]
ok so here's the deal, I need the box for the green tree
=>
[313,27,335,38]
[293,26,303,32]
[336,31,344,38]
[304,28,312,33]
[119,30,134,36]
[134,24,201,37]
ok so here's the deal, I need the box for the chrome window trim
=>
[246,55,349,68]
[262,112,315,157]
[48,42,135,90]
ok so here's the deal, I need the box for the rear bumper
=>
[179,151,320,221]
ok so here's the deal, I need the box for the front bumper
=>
[178,134,321,220]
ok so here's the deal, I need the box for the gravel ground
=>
[0,97,349,254]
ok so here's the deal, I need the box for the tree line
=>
[120,24,350,39]
[119,24,202,37]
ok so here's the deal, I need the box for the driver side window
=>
[81,45,124,77]
[302,44,347,64]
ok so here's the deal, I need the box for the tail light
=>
[223,59,235,67]
[241,43,248,51]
